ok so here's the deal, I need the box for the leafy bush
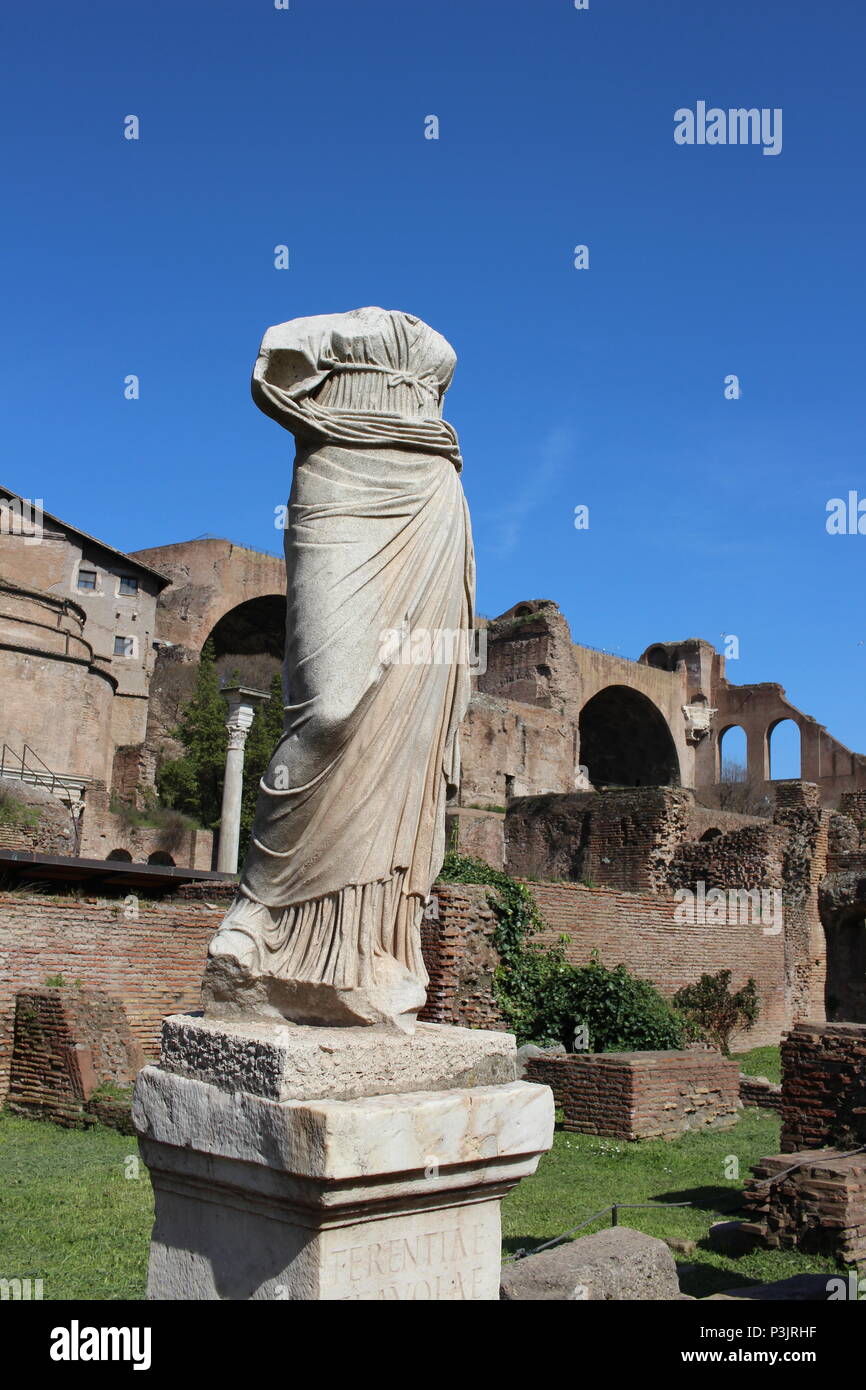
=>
[673,970,760,1055]
[438,852,685,1050]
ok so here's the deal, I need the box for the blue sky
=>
[2,0,865,766]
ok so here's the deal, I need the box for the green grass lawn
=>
[732,1044,782,1084]
[1,1074,840,1301]
[502,1102,840,1298]
[0,1114,153,1300]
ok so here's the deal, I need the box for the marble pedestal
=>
[133,1015,554,1301]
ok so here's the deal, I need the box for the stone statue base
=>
[133,1016,554,1301]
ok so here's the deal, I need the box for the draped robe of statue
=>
[202,308,475,1032]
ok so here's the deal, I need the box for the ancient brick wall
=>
[6,985,143,1127]
[0,888,219,1104]
[775,782,829,1022]
[668,824,787,893]
[419,883,506,1031]
[525,1051,740,1140]
[739,1074,782,1111]
[419,877,789,1047]
[78,797,213,869]
[505,787,693,894]
[527,881,787,1048]
[780,1022,866,1153]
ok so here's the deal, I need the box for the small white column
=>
[217,686,269,875]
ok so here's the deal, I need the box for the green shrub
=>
[438,852,685,1050]
[673,970,760,1056]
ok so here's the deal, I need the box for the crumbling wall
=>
[668,823,788,893]
[6,985,143,1129]
[419,883,506,1031]
[505,788,693,893]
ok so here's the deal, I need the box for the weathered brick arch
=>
[578,685,681,788]
[129,538,286,654]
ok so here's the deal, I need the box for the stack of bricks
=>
[741,1022,866,1264]
[742,1151,866,1265]
[780,1022,866,1152]
[6,985,142,1128]
[524,1050,741,1141]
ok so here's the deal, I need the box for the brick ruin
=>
[6,985,143,1131]
[2,505,866,1176]
[426,779,849,1051]
[3,497,866,872]
[742,1023,866,1265]
[524,1051,741,1142]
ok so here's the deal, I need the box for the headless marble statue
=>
[201,307,475,1032]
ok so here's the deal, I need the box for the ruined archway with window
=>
[578,686,680,788]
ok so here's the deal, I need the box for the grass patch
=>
[0,1113,152,1300]
[0,1097,838,1302]
[501,1106,838,1298]
[732,1045,781,1084]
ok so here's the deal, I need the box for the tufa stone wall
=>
[525,1050,741,1141]
[505,787,694,894]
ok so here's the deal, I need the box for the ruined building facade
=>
[1,496,864,865]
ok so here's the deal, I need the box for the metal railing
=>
[0,744,89,853]
[505,1201,694,1263]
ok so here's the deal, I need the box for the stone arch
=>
[700,827,723,842]
[147,850,176,866]
[768,718,802,780]
[718,724,748,780]
[206,595,287,661]
[106,848,133,862]
[578,686,680,787]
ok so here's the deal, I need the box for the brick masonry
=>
[779,1022,866,1153]
[418,883,506,1031]
[6,985,143,1129]
[527,882,786,1048]
[524,1050,741,1141]
[0,888,218,1105]
[419,878,788,1047]
[742,1150,866,1265]
[740,1074,782,1111]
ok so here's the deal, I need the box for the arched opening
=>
[147,850,176,866]
[718,725,748,781]
[645,646,671,671]
[700,828,723,842]
[205,594,286,691]
[768,718,802,780]
[578,687,680,787]
[825,908,866,1022]
[106,848,133,862]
